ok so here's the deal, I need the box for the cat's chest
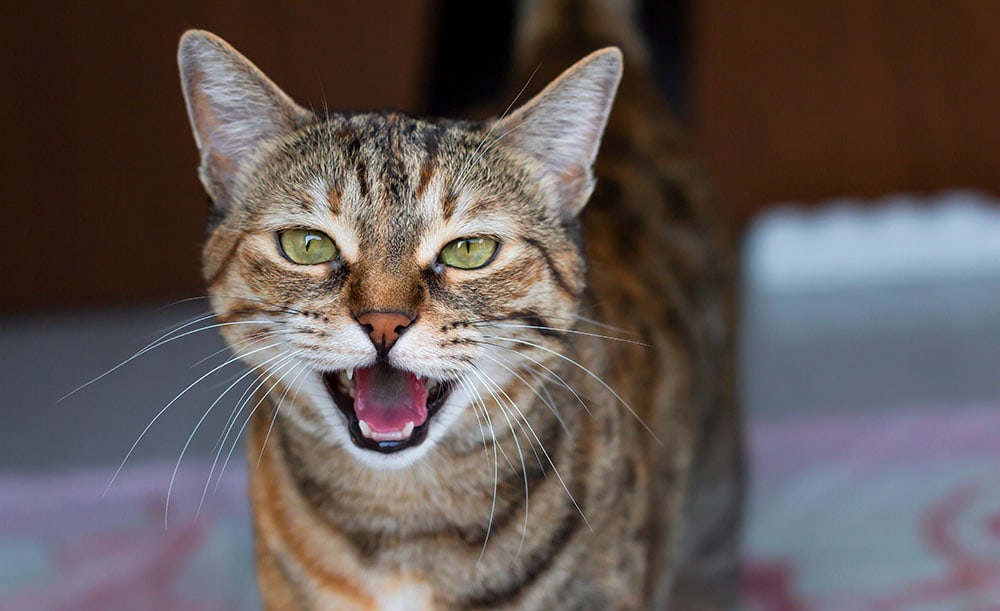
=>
[253,464,440,610]
[311,568,436,611]
[249,417,440,609]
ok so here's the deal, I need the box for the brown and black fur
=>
[178,0,742,609]
[515,1,745,607]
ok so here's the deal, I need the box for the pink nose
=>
[356,311,414,353]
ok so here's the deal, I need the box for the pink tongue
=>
[353,364,428,433]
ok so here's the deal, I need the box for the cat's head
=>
[178,30,621,469]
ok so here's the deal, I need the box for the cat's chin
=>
[321,364,455,457]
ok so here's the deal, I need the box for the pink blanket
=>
[3,405,999,610]
[744,406,1000,610]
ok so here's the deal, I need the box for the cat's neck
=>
[252,378,579,534]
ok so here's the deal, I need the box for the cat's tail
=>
[511,0,652,87]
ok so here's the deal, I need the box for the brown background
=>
[691,0,1000,221]
[4,1,1000,311]
[1,2,438,311]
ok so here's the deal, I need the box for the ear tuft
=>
[178,30,310,206]
[497,47,623,218]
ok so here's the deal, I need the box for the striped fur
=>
[178,1,741,608]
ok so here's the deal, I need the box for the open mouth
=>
[322,363,454,454]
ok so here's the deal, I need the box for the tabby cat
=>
[177,0,741,608]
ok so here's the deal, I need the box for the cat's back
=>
[510,0,738,349]
[513,2,743,608]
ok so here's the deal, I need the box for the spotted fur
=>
[178,1,741,608]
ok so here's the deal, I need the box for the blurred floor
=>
[744,192,1000,418]
[744,274,1000,418]
[2,303,234,471]
[3,194,1000,610]
[3,193,1000,471]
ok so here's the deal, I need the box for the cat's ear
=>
[497,47,622,218]
[177,30,311,206]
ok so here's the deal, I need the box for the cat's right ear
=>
[178,30,311,207]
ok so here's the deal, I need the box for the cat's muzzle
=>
[322,363,454,454]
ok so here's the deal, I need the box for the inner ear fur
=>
[177,30,312,207]
[496,47,623,218]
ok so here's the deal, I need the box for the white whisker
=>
[456,376,494,467]
[486,335,660,443]
[470,362,592,535]
[192,331,282,369]
[256,364,312,468]
[59,312,223,401]
[453,63,540,192]
[215,357,303,491]
[167,350,299,527]
[480,322,649,347]
[458,373,500,564]
[103,341,281,497]
[62,319,278,402]
[466,366,533,563]
[147,309,217,337]
[472,366,544,471]
[569,313,635,335]
[194,351,297,518]
[458,121,527,182]
[165,293,309,317]
[463,375,517,472]
[478,351,570,436]
[481,341,591,416]
[204,370,274,501]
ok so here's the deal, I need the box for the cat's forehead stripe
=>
[414,125,443,200]
[440,186,459,222]
[326,180,342,216]
[247,115,542,268]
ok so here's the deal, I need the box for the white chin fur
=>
[340,401,467,471]
[291,373,472,471]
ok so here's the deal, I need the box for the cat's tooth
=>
[359,420,373,438]
[370,430,404,441]
[346,368,353,381]
[402,421,415,438]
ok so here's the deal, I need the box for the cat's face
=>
[179,31,621,469]
[204,115,587,468]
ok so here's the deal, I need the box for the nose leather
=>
[356,311,414,353]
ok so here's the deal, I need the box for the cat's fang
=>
[338,369,355,388]
[335,369,357,397]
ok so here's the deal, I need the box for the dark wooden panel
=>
[691,1,1000,221]
[0,1,437,311]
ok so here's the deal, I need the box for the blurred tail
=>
[508,0,735,240]
[511,0,651,86]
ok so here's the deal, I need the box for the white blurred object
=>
[744,190,1000,294]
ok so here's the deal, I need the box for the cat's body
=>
[179,1,741,609]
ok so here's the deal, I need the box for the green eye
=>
[439,236,498,270]
[278,228,338,265]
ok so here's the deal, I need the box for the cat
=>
[177,0,742,608]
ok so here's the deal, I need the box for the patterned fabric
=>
[0,464,256,611]
[744,406,1000,610]
[3,406,999,610]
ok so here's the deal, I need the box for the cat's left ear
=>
[177,30,312,208]
[497,47,623,218]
